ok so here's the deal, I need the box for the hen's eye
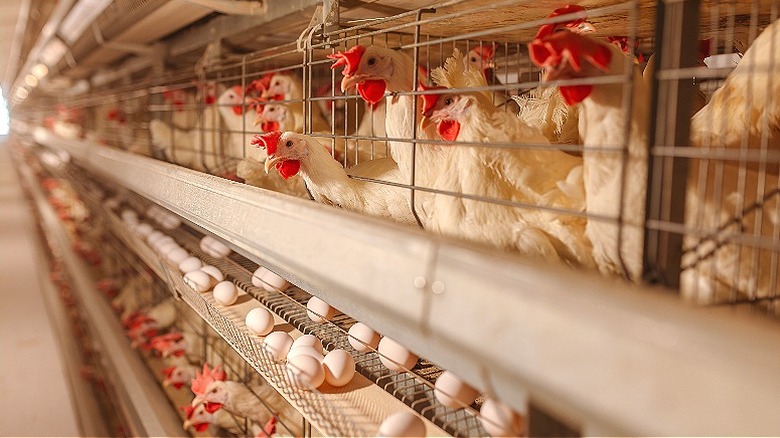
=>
[269,108,275,112]
[285,140,293,148]
[470,57,478,63]
[444,98,453,106]
[367,57,377,66]
[210,388,217,393]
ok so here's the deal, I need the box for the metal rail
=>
[16,155,186,438]
[31,128,780,436]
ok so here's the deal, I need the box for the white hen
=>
[255,131,417,226]
[421,50,592,266]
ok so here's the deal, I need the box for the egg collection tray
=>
[61,164,484,436]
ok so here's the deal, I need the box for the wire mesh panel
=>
[648,0,779,312]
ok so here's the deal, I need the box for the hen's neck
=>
[224,381,265,420]
[384,50,416,92]
[578,45,649,153]
[300,140,354,191]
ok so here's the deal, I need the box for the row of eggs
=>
[123,208,523,437]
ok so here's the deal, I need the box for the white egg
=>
[158,211,181,230]
[183,270,213,293]
[199,235,214,251]
[479,398,524,437]
[251,267,266,288]
[252,267,290,292]
[348,322,381,353]
[103,198,120,210]
[135,223,154,237]
[146,205,161,219]
[178,256,203,273]
[286,354,325,389]
[245,308,275,336]
[147,231,165,244]
[377,411,426,437]
[263,331,294,362]
[322,349,355,387]
[200,236,231,258]
[286,346,324,363]
[156,237,176,249]
[120,209,137,221]
[434,371,479,409]
[291,334,323,354]
[378,337,418,372]
[199,265,224,282]
[306,296,335,323]
[158,241,179,255]
[212,281,238,306]
[167,247,190,265]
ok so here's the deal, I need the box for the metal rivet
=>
[413,276,427,289]
[431,281,445,294]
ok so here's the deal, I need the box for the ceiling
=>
[0,0,26,96]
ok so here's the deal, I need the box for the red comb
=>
[181,405,196,419]
[191,364,226,395]
[162,366,176,378]
[534,5,588,40]
[418,83,447,115]
[252,131,282,155]
[476,45,495,60]
[230,85,244,96]
[418,65,429,80]
[328,45,366,76]
[261,416,278,437]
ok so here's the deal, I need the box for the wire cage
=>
[12,0,780,435]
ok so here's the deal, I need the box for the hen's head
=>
[528,5,612,105]
[162,365,196,389]
[252,131,309,179]
[329,45,395,105]
[253,103,290,133]
[191,364,228,411]
[182,404,214,433]
[217,86,245,115]
[149,332,186,358]
[465,45,495,79]
[262,72,295,100]
[419,84,477,141]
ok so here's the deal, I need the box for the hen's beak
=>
[253,112,263,127]
[182,420,192,430]
[162,380,170,388]
[420,115,434,131]
[264,156,282,175]
[191,396,205,407]
[340,75,363,92]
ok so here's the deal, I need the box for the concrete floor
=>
[0,138,81,436]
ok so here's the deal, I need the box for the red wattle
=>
[232,106,243,115]
[204,403,222,413]
[357,80,386,104]
[172,382,184,389]
[559,85,593,105]
[277,160,301,179]
[261,121,280,132]
[437,120,461,141]
[194,423,209,432]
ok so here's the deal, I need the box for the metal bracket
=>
[91,23,155,55]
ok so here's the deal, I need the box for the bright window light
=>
[0,88,8,135]
[25,74,39,87]
[31,63,49,79]
[39,38,68,66]
[59,0,113,44]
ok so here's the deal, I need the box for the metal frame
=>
[17,158,185,437]
[29,127,780,436]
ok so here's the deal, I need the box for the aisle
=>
[0,139,81,436]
